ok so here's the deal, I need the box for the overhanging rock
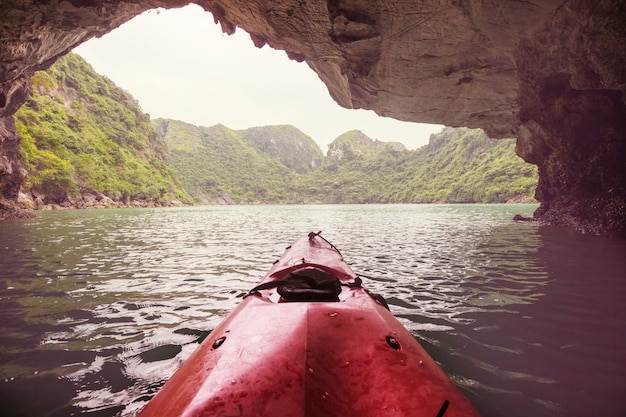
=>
[0,0,624,236]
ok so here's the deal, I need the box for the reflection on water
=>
[0,205,625,416]
[445,226,626,417]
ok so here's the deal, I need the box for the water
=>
[0,204,625,417]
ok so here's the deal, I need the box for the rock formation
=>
[1,1,624,236]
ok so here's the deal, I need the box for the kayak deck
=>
[138,233,481,417]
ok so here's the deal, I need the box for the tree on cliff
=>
[14,53,188,206]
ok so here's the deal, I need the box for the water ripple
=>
[1,205,625,417]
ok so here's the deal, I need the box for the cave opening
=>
[1,1,624,236]
[73,4,443,152]
[15,4,534,208]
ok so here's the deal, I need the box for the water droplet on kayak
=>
[339,361,350,368]
[322,391,329,400]
[328,312,338,317]
[308,367,315,374]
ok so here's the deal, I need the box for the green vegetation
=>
[157,119,537,205]
[154,120,298,203]
[16,52,537,207]
[239,125,324,174]
[327,130,406,162]
[15,53,187,205]
[365,127,539,204]
[288,127,537,204]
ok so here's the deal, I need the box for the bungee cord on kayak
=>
[308,230,343,258]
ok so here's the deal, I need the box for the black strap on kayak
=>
[245,267,342,302]
[364,289,390,310]
[436,400,450,417]
[341,276,362,288]
[339,276,388,310]
[245,271,390,310]
[245,233,390,308]
[278,267,342,302]
[244,280,285,297]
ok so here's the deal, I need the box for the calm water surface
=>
[0,205,625,416]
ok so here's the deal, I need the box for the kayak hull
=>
[138,233,481,417]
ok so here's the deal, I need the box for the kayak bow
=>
[138,232,481,417]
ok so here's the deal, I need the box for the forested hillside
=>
[15,52,538,208]
[327,130,405,162]
[156,119,538,204]
[14,53,187,208]
[396,128,538,203]
[290,128,537,204]
[239,125,324,174]
[152,119,298,204]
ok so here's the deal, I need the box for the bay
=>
[0,204,625,416]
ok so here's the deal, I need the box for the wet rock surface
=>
[0,0,624,236]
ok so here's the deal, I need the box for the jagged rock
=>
[17,191,35,210]
[220,193,235,205]
[327,130,403,162]
[81,192,98,203]
[238,125,325,174]
[513,214,534,222]
[34,197,45,210]
[0,0,625,236]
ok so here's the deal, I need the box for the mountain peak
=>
[238,125,324,174]
[327,130,406,161]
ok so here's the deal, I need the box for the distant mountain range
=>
[155,118,537,205]
[14,53,537,208]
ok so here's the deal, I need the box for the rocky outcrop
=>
[1,1,625,236]
[239,125,325,174]
[513,3,626,236]
[0,83,30,220]
[327,130,404,162]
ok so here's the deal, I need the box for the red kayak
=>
[138,232,481,417]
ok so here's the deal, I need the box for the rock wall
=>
[0,0,624,236]
[0,78,30,219]
[514,2,626,236]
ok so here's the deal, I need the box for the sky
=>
[73,4,444,151]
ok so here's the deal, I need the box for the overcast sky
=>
[73,4,443,151]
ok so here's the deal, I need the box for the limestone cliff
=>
[0,0,624,236]
[327,130,405,162]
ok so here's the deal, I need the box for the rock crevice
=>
[1,0,625,236]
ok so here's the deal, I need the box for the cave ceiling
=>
[0,0,624,236]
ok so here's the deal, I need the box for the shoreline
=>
[0,192,538,221]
